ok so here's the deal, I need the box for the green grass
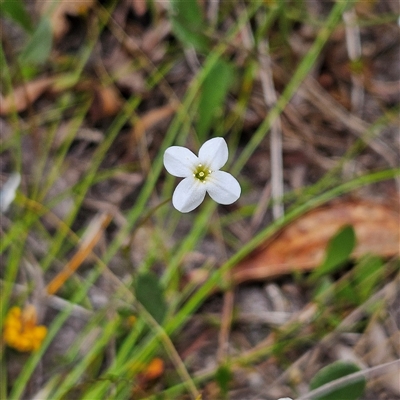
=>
[1,0,399,399]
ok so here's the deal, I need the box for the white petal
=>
[172,177,207,213]
[164,146,198,177]
[198,137,228,171]
[0,172,21,213]
[206,171,241,205]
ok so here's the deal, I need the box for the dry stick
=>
[217,290,235,364]
[46,213,112,295]
[207,0,219,27]
[258,39,284,220]
[343,7,364,115]
[234,7,283,227]
[296,359,400,400]
[250,182,271,231]
[215,211,235,364]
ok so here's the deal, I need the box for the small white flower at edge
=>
[0,172,21,213]
[163,137,241,213]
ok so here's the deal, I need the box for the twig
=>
[258,39,284,220]
[207,0,219,27]
[236,4,284,221]
[343,8,364,115]
[214,211,234,364]
[250,182,271,231]
[217,290,235,363]
[46,213,112,295]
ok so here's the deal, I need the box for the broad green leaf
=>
[309,360,366,400]
[196,60,235,141]
[169,0,209,52]
[134,272,167,325]
[311,225,356,280]
[0,0,33,32]
[19,18,52,65]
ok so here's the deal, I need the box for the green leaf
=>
[0,0,33,32]
[353,255,383,303]
[215,364,232,398]
[309,360,366,400]
[196,60,235,141]
[311,225,356,281]
[170,0,209,52]
[19,18,52,65]
[312,276,333,303]
[134,272,167,325]
[335,279,358,307]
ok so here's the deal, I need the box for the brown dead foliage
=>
[230,199,399,285]
[0,78,123,120]
[88,84,123,122]
[0,77,55,115]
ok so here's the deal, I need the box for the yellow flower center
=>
[194,164,211,182]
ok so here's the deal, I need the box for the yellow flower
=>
[2,305,47,352]
[141,357,164,381]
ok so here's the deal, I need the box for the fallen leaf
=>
[230,199,399,285]
[0,77,54,115]
[37,0,95,40]
[89,85,123,122]
[132,103,178,141]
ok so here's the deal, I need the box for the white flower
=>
[0,172,21,213]
[163,137,241,213]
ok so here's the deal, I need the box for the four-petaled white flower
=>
[163,137,241,213]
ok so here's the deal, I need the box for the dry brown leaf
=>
[89,85,123,122]
[231,199,399,285]
[133,103,178,140]
[0,77,54,115]
[38,0,95,40]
